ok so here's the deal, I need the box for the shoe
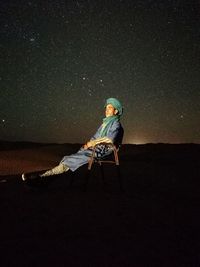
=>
[21,172,40,182]
[22,173,27,181]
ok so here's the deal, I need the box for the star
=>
[88,89,92,96]
[0,0,199,144]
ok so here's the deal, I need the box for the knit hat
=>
[105,98,123,116]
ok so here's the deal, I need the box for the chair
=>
[85,142,123,191]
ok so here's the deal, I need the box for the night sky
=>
[1,0,200,144]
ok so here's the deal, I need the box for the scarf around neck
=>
[99,115,120,137]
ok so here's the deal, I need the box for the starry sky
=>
[1,0,200,144]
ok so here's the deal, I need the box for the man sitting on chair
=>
[22,97,124,181]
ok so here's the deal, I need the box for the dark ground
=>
[0,144,200,267]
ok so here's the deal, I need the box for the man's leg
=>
[60,148,92,172]
[40,163,69,177]
[22,163,69,181]
[22,148,92,181]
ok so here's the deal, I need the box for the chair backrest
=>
[88,125,124,170]
[88,142,120,170]
[114,125,124,149]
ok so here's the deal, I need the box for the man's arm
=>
[83,123,121,149]
[105,122,121,143]
[83,137,112,149]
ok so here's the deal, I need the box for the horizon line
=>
[0,139,199,146]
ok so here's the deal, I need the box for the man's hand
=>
[83,137,112,150]
[83,141,94,150]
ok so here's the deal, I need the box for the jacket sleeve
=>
[90,121,121,144]
[106,121,121,143]
[88,137,113,147]
[90,125,102,140]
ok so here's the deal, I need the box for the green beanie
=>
[105,98,123,116]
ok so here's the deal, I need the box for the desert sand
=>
[0,142,200,266]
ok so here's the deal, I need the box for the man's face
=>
[105,104,117,117]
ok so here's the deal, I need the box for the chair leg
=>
[100,164,105,187]
[116,165,124,192]
[83,169,90,191]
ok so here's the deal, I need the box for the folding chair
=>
[85,142,123,191]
